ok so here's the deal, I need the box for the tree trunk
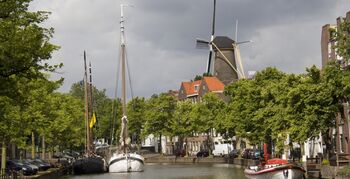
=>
[185,137,188,157]
[41,135,45,159]
[1,141,6,176]
[11,144,16,159]
[336,112,341,154]
[31,132,35,159]
[159,134,162,154]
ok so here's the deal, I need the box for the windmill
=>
[196,0,251,85]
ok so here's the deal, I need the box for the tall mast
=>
[83,51,90,154]
[89,62,94,152]
[120,4,127,116]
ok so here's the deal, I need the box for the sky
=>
[30,0,350,98]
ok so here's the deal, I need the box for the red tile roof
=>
[202,77,225,92]
[181,80,201,97]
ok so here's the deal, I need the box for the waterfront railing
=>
[0,169,19,179]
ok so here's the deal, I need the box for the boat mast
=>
[89,62,94,153]
[84,51,90,155]
[120,4,127,117]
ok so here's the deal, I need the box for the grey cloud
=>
[29,0,350,97]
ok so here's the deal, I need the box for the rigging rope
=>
[110,45,122,145]
[125,46,134,99]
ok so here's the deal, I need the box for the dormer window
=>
[194,85,199,92]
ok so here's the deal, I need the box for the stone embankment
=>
[144,154,258,167]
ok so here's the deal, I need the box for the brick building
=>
[321,11,350,69]
[319,11,350,158]
[178,76,225,102]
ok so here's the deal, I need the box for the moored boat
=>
[108,4,144,173]
[73,155,107,174]
[109,153,144,172]
[73,52,107,175]
[244,158,305,179]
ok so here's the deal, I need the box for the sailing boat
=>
[73,51,107,174]
[108,4,145,173]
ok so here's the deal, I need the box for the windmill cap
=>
[213,36,236,49]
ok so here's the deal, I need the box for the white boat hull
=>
[244,164,305,179]
[108,153,144,173]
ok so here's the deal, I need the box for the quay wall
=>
[145,156,225,163]
[145,155,258,166]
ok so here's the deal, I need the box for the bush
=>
[337,166,350,176]
[322,159,330,165]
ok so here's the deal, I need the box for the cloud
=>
[29,0,350,98]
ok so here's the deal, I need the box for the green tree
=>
[225,67,287,150]
[144,93,176,153]
[46,93,84,151]
[69,82,117,144]
[127,97,146,149]
[335,20,350,61]
[190,93,225,152]
[0,96,21,172]
[172,101,193,153]
[0,0,60,79]
[0,0,60,171]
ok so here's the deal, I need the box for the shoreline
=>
[143,154,259,167]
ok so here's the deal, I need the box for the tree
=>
[127,97,146,149]
[144,93,176,153]
[69,82,117,144]
[193,73,212,81]
[0,96,21,171]
[172,101,193,153]
[0,0,60,79]
[190,93,225,153]
[0,0,60,171]
[225,68,286,144]
[335,20,350,62]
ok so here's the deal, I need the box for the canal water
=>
[61,163,246,179]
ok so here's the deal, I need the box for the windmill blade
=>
[233,45,246,79]
[211,0,216,37]
[196,38,210,49]
[206,0,216,75]
[237,40,253,45]
[206,50,213,74]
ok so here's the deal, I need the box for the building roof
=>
[202,76,225,92]
[212,36,235,49]
[181,80,201,97]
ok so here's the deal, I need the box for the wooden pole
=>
[84,51,90,155]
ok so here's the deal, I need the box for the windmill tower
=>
[212,36,239,85]
[196,0,250,85]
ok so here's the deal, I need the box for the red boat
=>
[244,144,305,179]
[244,158,306,179]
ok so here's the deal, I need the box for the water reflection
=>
[62,163,246,179]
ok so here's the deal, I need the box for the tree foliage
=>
[0,0,61,79]
[144,93,176,137]
[127,97,146,145]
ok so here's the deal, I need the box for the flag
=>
[89,113,96,128]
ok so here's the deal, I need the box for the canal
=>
[61,163,246,179]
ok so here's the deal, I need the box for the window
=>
[194,85,199,92]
